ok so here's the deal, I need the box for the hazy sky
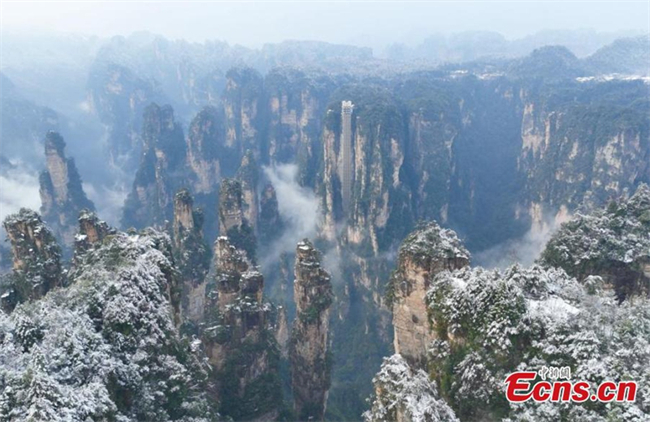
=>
[2,1,648,48]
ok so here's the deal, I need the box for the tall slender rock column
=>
[290,239,333,420]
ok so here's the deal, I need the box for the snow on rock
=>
[0,229,215,420]
[364,354,459,422]
[540,183,650,299]
[388,221,470,367]
[423,263,650,420]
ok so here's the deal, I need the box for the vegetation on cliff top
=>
[540,183,650,298]
[0,229,218,421]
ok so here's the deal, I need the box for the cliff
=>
[259,183,284,246]
[39,131,95,247]
[172,189,210,323]
[218,178,256,262]
[514,81,650,239]
[86,62,160,169]
[265,69,334,186]
[202,236,283,420]
[73,209,116,260]
[540,183,650,300]
[186,106,224,194]
[387,222,470,367]
[222,67,264,159]
[364,354,458,422]
[320,91,415,257]
[0,227,216,419]
[290,239,333,420]
[122,103,187,229]
[1,209,63,312]
[235,150,260,232]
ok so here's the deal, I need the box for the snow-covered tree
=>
[0,230,218,421]
[364,354,459,422]
[424,264,650,421]
[540,183,650,299]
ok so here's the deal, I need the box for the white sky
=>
[1,1,649,48]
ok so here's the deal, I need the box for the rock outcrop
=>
[186,106,224,194]
[235,150,259,232]
[320,94,415,256]
[387,222,470,367]
[218,178,256,261]
[265,69,334,186]
[39,131,95,247]
[0,226,216,419]
[259,183,284,246]
[218,179,244,234]
[203,236,282,420]
[290,239,333,420]
[172,189,210,322]
[222,67,264,159]
[1,209,63,312]
[540,183,650,300]
[122,103,186,229]
[204,237,266,359]
[364,354,459,422]
[73,209,115,260]
[86,63,160,169]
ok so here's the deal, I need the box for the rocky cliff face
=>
[1,209,63,312]
[222,67,264,160]
[265,69,334,186]
[364,354,458,422]
[87,63,160,168]
[172,189,210,323]
[320,93,415,257]
[259,183,284,246]
[203,236,282,420]
[387,222,470,367]
[391,76,649,253]
[0,226,216,420]
[349,99,413,257]
[73,209,115,260]
[317,92,415,313]
[405,101,457,225]
[515,82,650,235]
[236,150,260,232]
[218,178,256,261]
[540,183,650,300]
[290,239,333,420]
[218,179,244,234]
[122,103,186,229]
[39,131,95,247]
[186,106,224,194]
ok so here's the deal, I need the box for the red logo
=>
[505,368,637,403]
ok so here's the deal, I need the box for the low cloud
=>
[0,160,41,223]
[83,182,129,227]
[260,164,320,268]
[473,212,569,269]
[322,246,343,283]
